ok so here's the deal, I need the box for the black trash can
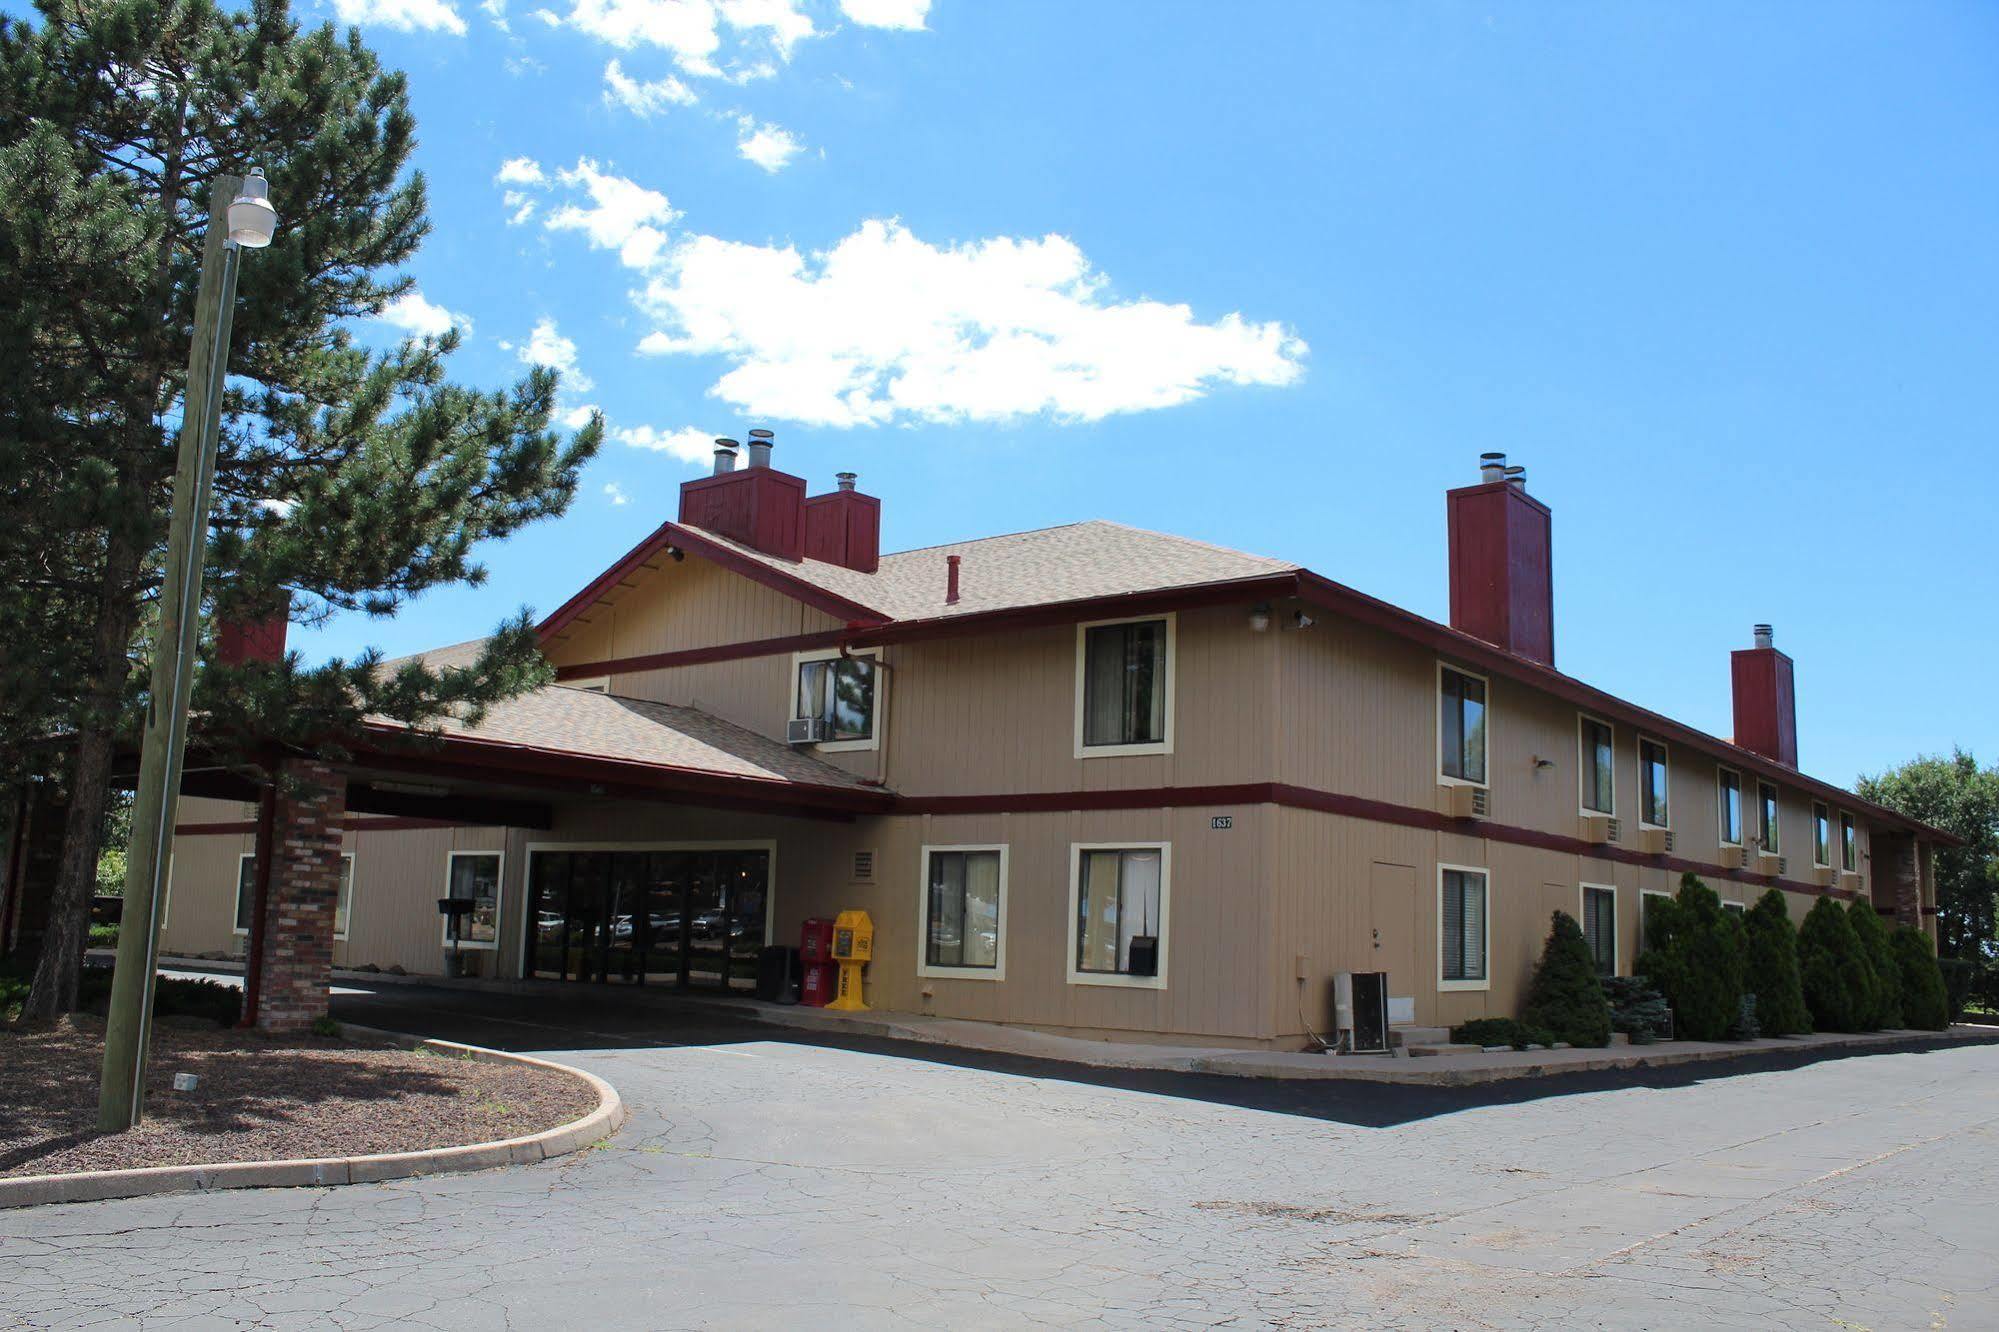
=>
[754,945,801,1003]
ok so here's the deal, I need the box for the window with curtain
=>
[1081,620,1168,748]
[925,849,1002,970]
[796,653,876,741]
[1075,847,1163,976]
[1841,813,1858,872]
[1639,739,1670,827]
[1439,667,1487,784]
[1579,717,1614,814]
[1439,868,1487,983]
[1813,803,1831,866]
[1582,886,1616,976]
[447,853,502,945]
[1719,769,1742,845]
[1759,782,1780,854]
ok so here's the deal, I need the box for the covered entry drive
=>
[526,845,772,991]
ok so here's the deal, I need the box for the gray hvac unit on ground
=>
[1333,971,1392,1054]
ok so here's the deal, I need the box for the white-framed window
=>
[1639,887,1674,952]
[1758,781,1780,854]
[917,845,1007,980]
[1840,811,1858,873]
[791,647,881,751]
[1075,615,1175,758]
[1068,843,1169,988]
[1722,901,1747,917]
[1638,737,1670,829]
[1718,767,1743,846]
[235,851,353,940]
[1578,715,1614,815]
[1812,802,1831,868]
[443,850,504,949]
[1438,864,1489,990]
[1437,663,1489,787]
[1580,883,1617,977]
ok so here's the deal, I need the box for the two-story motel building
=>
[132,442,1947,1046]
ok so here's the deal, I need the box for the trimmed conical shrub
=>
[1799,896,1874,1031]
[1848,900,1904,1029]
[1890,926,1950,1031]
[1743,889,1813,1036]
[1521,910,1613,1047]
[1635,873,1745,1041]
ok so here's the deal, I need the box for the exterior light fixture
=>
[1292,610,1316,630]
[227,167,279,248]
[1247,603,1272,632]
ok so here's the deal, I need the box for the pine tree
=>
[1742,888,1813,1036]
[1520,910,1612,1047]
[1846,900,1904,1030]
[1,0,600,1018]
[1889,927,1950,1032]
[1798,896,1873,1032]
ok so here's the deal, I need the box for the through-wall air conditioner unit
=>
[1640,827,1674,855]
[1719,845,1746,869]
[1757,850,1784,875]
[1332,971,1391,1055]
[1580,814,1620,845]
[1441,784,1490,820]
[786,717,827,746]
[1814,865,1837,887]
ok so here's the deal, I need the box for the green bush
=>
[1847,901,1904,1029]
[1890,928,1950,1031]
[88,922,119,949]
[1935,957,1997,1021]
[1742,889,1813,1036]
[1603,976,1672,1043]
[1450,1017,1558,1050]
[1520,910,1613,1048]
[1798,896,1875,1031]
[1636,873,1745,1041]
[75,969,241,1027]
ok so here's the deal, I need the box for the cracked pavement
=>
[3,984,1994,1329]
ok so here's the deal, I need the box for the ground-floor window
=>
[1581,885,1616,976]
[1722,901,1746,917]
[234,851,352,940]
[526,847,770,990]
[920,846,1005,978]
[1070,844,1168,986]
[1439,865,1488,988]
[444,851,503,948]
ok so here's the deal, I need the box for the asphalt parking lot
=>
[3,984,1995,1329]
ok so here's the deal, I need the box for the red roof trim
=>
[535,521,889,644]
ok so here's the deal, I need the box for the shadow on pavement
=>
[331,982,1999,1130]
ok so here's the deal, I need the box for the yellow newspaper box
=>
[827,909,874,1011]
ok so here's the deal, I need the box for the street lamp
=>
[98,170,279,1133]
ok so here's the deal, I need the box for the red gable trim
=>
[536,520,889,644]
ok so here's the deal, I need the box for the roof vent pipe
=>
[712,438,739,474]
[1753,623,1774,650]
[1504,465,1527,488]
[745,427,774,469]
[1479,452,1507,484]
[835,471,857,492]
[945,553,961,605]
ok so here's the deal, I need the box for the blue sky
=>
[294,0,1994,787]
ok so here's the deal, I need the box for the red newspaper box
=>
[799,917,836,1007]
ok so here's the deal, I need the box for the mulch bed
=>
[0,1016,600,1179]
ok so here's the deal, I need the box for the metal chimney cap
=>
[1479,452,1507,483]
[1753,623,1774,649]
[747,427,774,440]
[835,471,857,491]
[1504,465,1527,487]
[712,438,739,475]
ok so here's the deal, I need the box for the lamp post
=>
[98,170,277,1133]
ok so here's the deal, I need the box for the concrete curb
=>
[0,1028,627,1210]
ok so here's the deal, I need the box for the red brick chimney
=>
[677,429,806,561]
[802,472,880,573]
[1731,623,1798,767]
[216,607,289,666]
[1446,453,1554,666]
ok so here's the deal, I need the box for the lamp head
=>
[227,168,278,248]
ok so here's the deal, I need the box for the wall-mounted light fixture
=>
[1292,610,1316,630]
[1248,603,1272,632]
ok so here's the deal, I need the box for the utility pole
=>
[99,171,277,1131]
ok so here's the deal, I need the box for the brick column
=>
[1877,832,1922,932]
[254,757,347,1034]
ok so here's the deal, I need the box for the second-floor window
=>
[1841,812,1858,872]
[1078,617,1172,754]
[1579,717,1614,814]
[1758,782,1780,854]
[1438,665,1488,785]
[1719,768,1742,845]
[795,650,877,745]
[1813,802,1831,867]
[1639,738,1670,827]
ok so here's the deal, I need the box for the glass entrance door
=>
[527,848,770,989]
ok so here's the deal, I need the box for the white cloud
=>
[613,424,724,463]
[603,59,698,115]
[840,0,928,30]
[561,403,600,429]
[520,318,594,393]
[480,0,507,28]
[734,117,803,172]
[603,481,630,505]
[377,290,472,338]
[496,157,546,185]
[543,158,679,268]
[331,0,468,34]
[562,0,812,79]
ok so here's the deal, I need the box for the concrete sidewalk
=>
[129,951,1999,1086]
